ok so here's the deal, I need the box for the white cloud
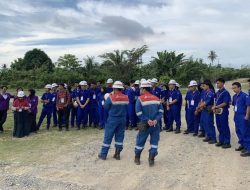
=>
[0,0,250,68]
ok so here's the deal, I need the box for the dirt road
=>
[0,79,250,190]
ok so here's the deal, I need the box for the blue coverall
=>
[161,89,169,130]
[185,90,201,133]
[232,91,248,147]
[99,92,128,158]
[124,87,136,128]
[97,92,106,129]
[215,88,231,144]
[244,96,250,152]
[135,92,163,157]
[89,88,101,126]
[37,92,53,129]
[167,89,181,130]
[51,91,58,126]
[70,88,79,127]
[200,90,216,140]
[76,89,90,128]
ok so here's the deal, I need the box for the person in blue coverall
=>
[134,80,163,166]
[197,80,217,144]
[241,87,250,157]
[70,82,80,128]
[166,79,182,133]
[89,81,101,128]
[184,80,201,136]
[51,83,58,127]
[231,82,250,155]
[212,78,231,149]
[97,86,107,129]
[134,80,141,128]
[36,84,53,130]
[160,84,169,131]
[99,81,128,160]
[197,83,206,138]
[123,81,136,130]
[76,81,90,129]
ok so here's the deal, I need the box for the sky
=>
[0,0,250,68]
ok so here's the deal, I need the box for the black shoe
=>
[208,140,217,144]
[46,127,50,130]
[166,128,173,132]
[193,133,198,136]
[198,133,205,138]
[98,154,106,160]
[183,130,189,134]
[113,149,121,160]
[175,129,181,134]
[222,144,231,149]
[134,155,141,165]
[241,149,247,153]
[216,142,223,147]
[203,137,210,142]
[59,128,62,131]
[235,145,244,151]
[148,155,155,167]
[240,151,250,157]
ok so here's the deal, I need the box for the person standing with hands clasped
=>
[56,83,71,131]
[134,81,163,166]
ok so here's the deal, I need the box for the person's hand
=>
[153,120,157,126]
[245,115,249,120]
[80,104,85,109]
[147,120,154,127]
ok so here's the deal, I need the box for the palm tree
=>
[208,50,218,65]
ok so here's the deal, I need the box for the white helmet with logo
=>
[188,80,198,87]
[17,91,25,98]
[112,81,124,89]
[44,84,52,89]
[79,81,87,86]
[140,81,152,88]
[106,78,113,84]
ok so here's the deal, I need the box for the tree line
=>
[0,45,249,88]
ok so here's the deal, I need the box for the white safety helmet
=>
[104,93,110,100]
[140,78,147,84]
[106,78,113,84]
[112,81,124,89]
[51,83,58,88]
[140,81,152,88]
[151,78,158,83]
[44,84,52,89]
[176,83,181,88]
[188,80,198,87]
[168,79,177,85]
[134,80,140,85]
[79,81,87,86]
[147,79,152,83]
[17,91,25,98]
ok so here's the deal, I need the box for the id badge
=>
[19,109,22,112]
[93,94,96,99]
[234,106,237,112]
[52,97,55,102]
[169,97,173,102]
[61,98,65,103]
[191,100,195,106]
[101,100,105,105]
[81,96,83,101]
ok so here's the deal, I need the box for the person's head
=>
[79,81,88,90]
[51,83,58,91]
[203,80,214,91]
[74,82,79,88]
[124,81,130,89]
[134,80,140,88]
[232,82,241,94]
[101,86,106,94]
[112,81,124,93]
[140,81,152,95]
[97,81,102,87]
[67,85,72,93]
[17,91,25,100]
[188,80,198,92]
[216,78,225,89]
[90,81,97,89]
[106,78,113,87]
[130,80,135,86]
[168,79,177,90]
[151,78,158,88]
[16,87,23,93]
[44,84,52,92]
[1,85,8,93]
[58,83,65,91]
[28,89,36,96]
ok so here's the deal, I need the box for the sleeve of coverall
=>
[155,103,164,121]
[104,96,112,111]
[135,99,149,122]
[232,95,235,106]
[223,91,231,104]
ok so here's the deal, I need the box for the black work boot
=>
[134,154,141,165]
[148,154,155,167]
[166,128,173,132]
[113,149,121,160]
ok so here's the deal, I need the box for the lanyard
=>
[216,89,226,104]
